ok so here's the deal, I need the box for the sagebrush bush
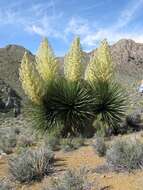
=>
[0,133,17,154]
[9,147,54,183]
[43,168,92,190]
[72,136,85,148]
[0,180,13,190]
[17,134,35,148]
[60,137,85,152]
[126,112,141,130]
[106,139,143,171]
[44,134,61,151]
[93,136,107,157]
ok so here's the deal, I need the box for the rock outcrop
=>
[0,78,21,116]
[0,45,34,100]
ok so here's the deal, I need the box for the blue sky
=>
[0,0,143,55]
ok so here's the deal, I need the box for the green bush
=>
[43,168,92,190]
[106,139,143,171]
[93,136,107,157]
[28,79,95,137]
[9,147,54,183]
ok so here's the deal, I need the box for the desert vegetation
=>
[19,37,127,138]
[1,36,143,190]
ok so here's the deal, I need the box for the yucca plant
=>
[85,39,114,83]
[19,52,44,104]
[21,37,127,137]
[64,37,84,81]
[36,38,58,82]
[91,80,127,134]
[28,79,95,137]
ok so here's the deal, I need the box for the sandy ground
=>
[1,141,143,190]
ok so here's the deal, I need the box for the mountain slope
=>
[0,45,34,99]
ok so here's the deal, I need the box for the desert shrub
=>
[43,168,92,190]
[106,139,143,171]
[44,127,62,151]
[125,112,142,131]
[115,111,142,135]
[91,80,127,135]
[17,134,35,148]
[72,136,85,148]
[14,127,21,135]
[28,79,95,137]
[60,137,85,152]
[15,146,28,155]
[93,136,107,157]
[44,134,61,151]
[15,134,35,155]
[0,133,17,154]
[0,180,13,190]
[9,147,54,183]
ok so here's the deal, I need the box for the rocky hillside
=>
[1,39,143,103]
[89,39,143,80]
[0,45,34,100]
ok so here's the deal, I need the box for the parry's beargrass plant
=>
[36,38,58,82]
[20,37,127,137]
[91,80,127,134]
[64,37,84,82]
[85,39,114,82]
[19,52,44,104]
[9,147,54,183]
[28,79,95,136]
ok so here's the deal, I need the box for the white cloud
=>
[0,0,143,52]
[0,1,64,39]
[26,25,46,36]
[64,0,143,50]
[114,0,143,29]
[65,17,91,37]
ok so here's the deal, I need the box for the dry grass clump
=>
[60,137,85,152]
[0,180,14,190]
[93,136,107,157]
[106,139,143,172]
[43,168,93,190]
[9,146,54,183]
